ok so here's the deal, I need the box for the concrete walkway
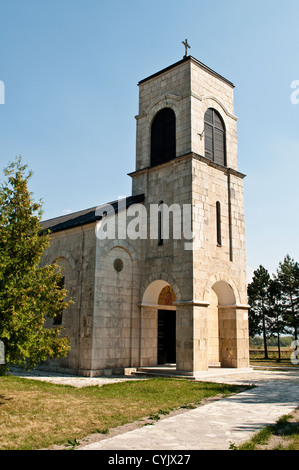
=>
[12,366,299,450]
[78,368,299,451]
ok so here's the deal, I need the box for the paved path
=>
[78,368,299,450]
[12,367,299,450]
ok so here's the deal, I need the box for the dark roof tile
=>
[41,194,145,234]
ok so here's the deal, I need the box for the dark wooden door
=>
[157,310,176,364]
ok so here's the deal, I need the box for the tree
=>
[275,255,299,342]
[0,157,71,374]
[267,278,286,361]
[247,265,271,359]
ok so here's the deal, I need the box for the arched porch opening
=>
[140,281,176,367]
[208,280,238,368]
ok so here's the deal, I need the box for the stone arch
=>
[44,253,76,298]
[201,95,238,121]
[94,243,136,369]
[101,245,134,284]
[141,95,183,167]
[141,272,181,305]
[41,253,76,338]
[212,281,236,306]
[203,274,241,367]
[202,98,230,138]
[146,94,182,125]
[203,273,241,306]
[43,249,76,271]
[142,280,170,305]
[140,274,179,367]
[102,239,138,262]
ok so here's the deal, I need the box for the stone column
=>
[236,306,250,368]
[175,301,210,374]
[139,306,157,367]
[219,305,250,368]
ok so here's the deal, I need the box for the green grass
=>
[250,357,298,368]
[250,348,299,368]
[233,410,299,450]
[0,375,247,450]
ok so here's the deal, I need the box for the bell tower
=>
[130,51,249,373]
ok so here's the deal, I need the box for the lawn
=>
[250,358,298,368]
[250,347,299,368]
[233,408,299,450]
[0,375,245,450]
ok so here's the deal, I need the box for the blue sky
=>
[0,0,298,280]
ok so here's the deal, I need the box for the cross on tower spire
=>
[182,39,190,57]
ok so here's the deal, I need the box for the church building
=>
[41,50,250,377]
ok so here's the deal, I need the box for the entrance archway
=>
[212,281,236,306]
[157,285,176,364]
[208,280,237,367]
[140,281,176,367]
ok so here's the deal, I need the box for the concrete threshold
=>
[134,365,254,380]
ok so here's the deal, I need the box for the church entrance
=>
[157,310,176,364]
[141,281,177,367]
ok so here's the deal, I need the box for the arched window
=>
[151,108,176,167]
[216,201,222,246]
[53,276,65,326]
[204,108,226,166]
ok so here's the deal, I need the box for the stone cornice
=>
[128,152,246,180]
[173,300,210,307]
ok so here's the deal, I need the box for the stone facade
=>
[41,55,249,376]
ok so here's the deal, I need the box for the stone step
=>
[131,367,196,380]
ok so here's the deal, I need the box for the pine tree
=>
[275,254,299,341]
[0,157,71,374]
[247,265,271,359]
[267,278,286,361]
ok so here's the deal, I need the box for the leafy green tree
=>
[248,265,271,359]
[275,255,299,342]
[0,157,71,374]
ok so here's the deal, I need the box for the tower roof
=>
[138,56,234,88]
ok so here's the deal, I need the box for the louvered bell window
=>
[204,108,226,167]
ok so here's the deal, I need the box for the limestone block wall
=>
[93,226,142,374]
[132,156,194,303]
[191,156,249,369]
[218,307,249,368]
[136,60,192,170]
[207,288,220,364]
[235,307,250,368]
[135,57,238,173]
[139,307,157,367]
[41,224,97,374]
[189,59,238,169]
[192,157,247,305]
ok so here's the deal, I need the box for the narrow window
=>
[216,202,222,246]
[158,201,163,246]
[204,108,226,167]
[53,276,65,326]
[151,108,176,167]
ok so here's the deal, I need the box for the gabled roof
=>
[41,193,145,234]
